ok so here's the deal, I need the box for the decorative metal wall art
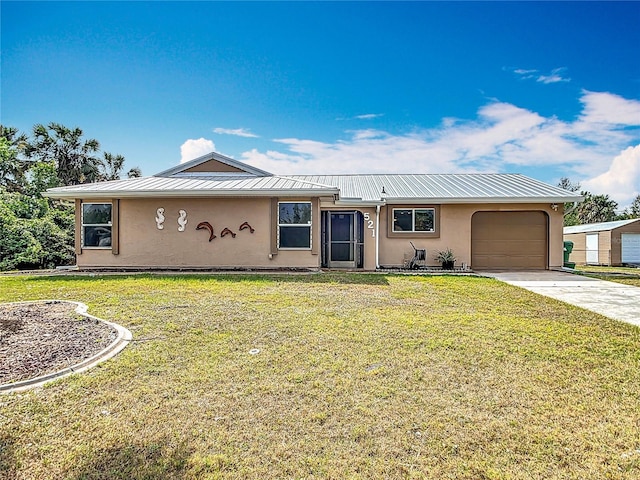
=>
[177,210,188,232]
[155,208,165,230]
[239,221,255,233]
[196,222,216,241]
[156,208,254,243]
[220,227,236,238]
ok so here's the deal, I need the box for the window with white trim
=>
[278,202,312,249]
[82,203,112,248]
[392,208,435,233]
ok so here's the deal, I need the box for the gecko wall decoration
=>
[196,221,216,241]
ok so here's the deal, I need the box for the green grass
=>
[1,273,639,479]
[574,265,640,287]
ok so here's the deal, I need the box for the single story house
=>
[563,218,640,266]
[45,151,582,271]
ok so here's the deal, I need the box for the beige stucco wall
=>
[378,203,564,269]
[77,197,321,269]
[77,198,565,270]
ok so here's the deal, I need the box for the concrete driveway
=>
[480,270,640,328]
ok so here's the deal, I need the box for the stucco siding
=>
[77,197,321,269]
[378,203,563,269]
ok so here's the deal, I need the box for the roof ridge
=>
[275,175,337,189]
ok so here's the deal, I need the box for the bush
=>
[0,190,74,270]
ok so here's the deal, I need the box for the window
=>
[392,208,435,233]
[82,203,112,248]
[278,202,312,249]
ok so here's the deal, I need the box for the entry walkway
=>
[480,270,640,328]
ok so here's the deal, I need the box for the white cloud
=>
[511,66,570,84]
[240,91,640,187]
[180,138,215,163]
[213,127,258,138]
[582,145,640,207]
[537,67,570,84]
[355,113,384,120]
[514,68,537,76]
[578,90,640,126]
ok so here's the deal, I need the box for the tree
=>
[0,122,141,271]
[557,177,581,226]
[576,192,618,224]
[558,177,580,193]
[101,152,126,181]
[0,189,74,270]
[127,166,142,178]
[619,194,640,219]
[22,122,140,185]
[630,195,640,218]
[25,122,101,185]
[0,126,29,193]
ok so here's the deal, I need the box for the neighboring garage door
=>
[472,211,548,270]
[621,233,640,263]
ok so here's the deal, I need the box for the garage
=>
[621,233,640,264]
[472,211,548,270]
[564,218,640,266]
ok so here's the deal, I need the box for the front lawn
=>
[1,273,639,479]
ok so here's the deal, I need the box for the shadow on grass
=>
[20,271,392,286]
[0,434,18,480]
[65,437,195,480]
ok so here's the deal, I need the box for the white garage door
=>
[621,233,640,263]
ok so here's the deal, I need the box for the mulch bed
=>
[0,301,117,385]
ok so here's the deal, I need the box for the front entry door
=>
[322,212,364,268]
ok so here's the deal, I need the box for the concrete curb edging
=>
[0,300,133,394]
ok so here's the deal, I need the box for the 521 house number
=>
[364,213,375,237]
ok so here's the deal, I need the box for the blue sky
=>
[2,1,640,206]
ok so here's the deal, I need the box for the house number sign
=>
[364,213,375,238]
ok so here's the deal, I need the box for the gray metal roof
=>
[564,218,640,234]
[290,173,582,203]
[45,153,583,204]
[45,175,339,199]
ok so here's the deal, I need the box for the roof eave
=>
[44,188,339,200]
[383,195,584,204]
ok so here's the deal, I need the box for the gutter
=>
[383,196,584,204]
[44,188,340,200]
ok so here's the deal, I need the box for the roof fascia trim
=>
[383,195,584,204]
[44,188,340,200]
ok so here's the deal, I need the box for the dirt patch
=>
[0,301,117,385]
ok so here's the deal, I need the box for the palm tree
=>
[101,152,126,181]
[25,123,101,185]
[0,126,29,193]
[127,167,143,178]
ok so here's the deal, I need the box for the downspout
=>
[375,204,381,269]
